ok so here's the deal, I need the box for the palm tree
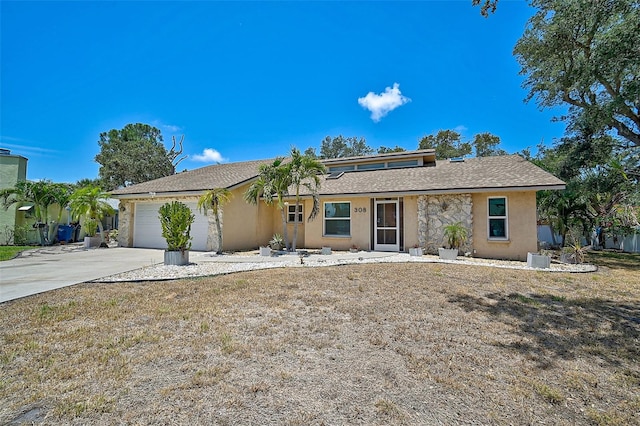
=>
[287,147,326,251]
[197,188,233,254]
[244,158,292,251]
[0,180,60,245]
[69,186,115,244]
[0,181,35,215]
[47,183,73,242]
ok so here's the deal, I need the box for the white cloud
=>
[192,148,227,163]
[151,120,182,133]
[358,83,411,122]
[0,139,59,157]
[454,125,468,134]
[162,124,181,133]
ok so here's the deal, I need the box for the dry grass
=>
[1,259,638,425]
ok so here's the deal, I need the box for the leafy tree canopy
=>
[472,132,508,157]
[472,0,498,17]
[532,122,638,246]
[377,145,407,154]
[418,130,472,159]
[514,0,640,149]
[418,130,509,160]
[318,135,374,159]
[74,178,102,189]
[95,123,186,190]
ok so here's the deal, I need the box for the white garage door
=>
[133,202,209,251]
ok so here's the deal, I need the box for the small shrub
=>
[269,233,284,250]
[83,218,99,237]
[1,225,14,245]
[443,222,468,249]
[561,243,585,264]
[1,224,31,246]
[158,201,194,252]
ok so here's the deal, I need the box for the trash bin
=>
[72,223,81,242]
[57,225,73,243]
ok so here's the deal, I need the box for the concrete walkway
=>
[0,246,394,303]
[0,245,163,303]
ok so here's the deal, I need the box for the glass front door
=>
[374,199,399,251]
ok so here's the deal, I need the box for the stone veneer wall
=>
[116,200,133,247]
[418,194,473,255]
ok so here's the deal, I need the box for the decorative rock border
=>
[95,251,598,283]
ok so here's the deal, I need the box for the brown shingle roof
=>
[111,158,276,196]
[112,154,564,198]
[304,155,564,196]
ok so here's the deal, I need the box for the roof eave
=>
[307,184,566,198]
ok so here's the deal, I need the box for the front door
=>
[374,199,400,251]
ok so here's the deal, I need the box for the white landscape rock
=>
[96,252,597,283]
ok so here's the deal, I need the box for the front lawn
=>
[585,249,640,271]
[0,246,34,261]
[1,262,638,424]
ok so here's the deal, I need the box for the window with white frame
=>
[488,197,508,239]
[287,204,303,223]
[324,202,351,236]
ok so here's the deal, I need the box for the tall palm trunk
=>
[292,196,300,251]
[215,211,223,254]
[97,219,106,244]
[280,208,290,251]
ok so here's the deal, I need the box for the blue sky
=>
[1,1,566,184]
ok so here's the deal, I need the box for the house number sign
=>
[353,207,366,213]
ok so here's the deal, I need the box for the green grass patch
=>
[586,250,640,270]
[531,381,565,404]
[512,294,542,306]
[0,246,33,261]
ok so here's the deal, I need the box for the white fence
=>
[537,225,640,253]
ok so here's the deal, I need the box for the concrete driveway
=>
[0,246,164,303]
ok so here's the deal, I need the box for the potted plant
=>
[409,244,423,257]
[81,218,101,248]
[439,222,468,260]
[159,201,195,266]
[269,233,285,251]
[349,244,359,253]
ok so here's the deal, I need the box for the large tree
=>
[318,135,374,159]
[472,132,508,157]
[419,130,508,159]
[418,130,472,159]
[514,0,640,150]
[377,145,407,154]
[95,123,186,190]
[533,123,638,247]
[286,148,325,252]
[472,0,498,17]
